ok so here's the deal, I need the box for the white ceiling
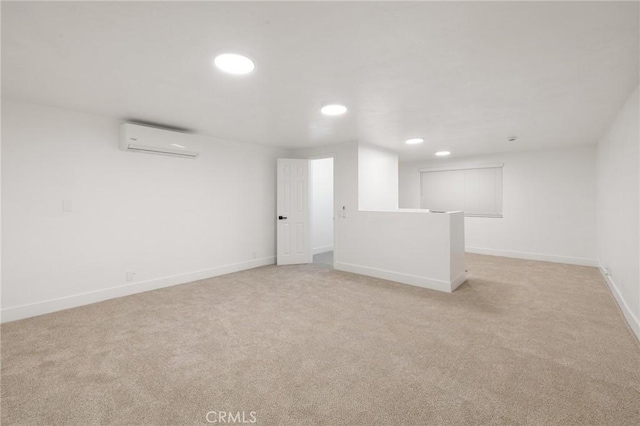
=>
[2,1,638,160]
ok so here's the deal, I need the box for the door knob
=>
[278,216,287,220]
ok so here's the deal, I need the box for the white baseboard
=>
[466,246,598,267]
[334,262,460,293]
[1,256,275,324]
[450,271,468,292]
[598,264,640,342]
[312,245,334,255]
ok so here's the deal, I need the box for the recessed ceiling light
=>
[321,104,347,116]
[405,138,424,145]
[435,151,451,157]
[213,53,255,75]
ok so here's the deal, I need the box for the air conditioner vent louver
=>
[120,123,201,158]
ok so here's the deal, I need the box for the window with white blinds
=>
[420,164,503,217]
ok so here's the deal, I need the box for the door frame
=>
[307,156,335,266]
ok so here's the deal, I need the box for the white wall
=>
[337,209,466,292]
[358,144,398,211]
[310,158,333,254]
[1,99,287,321]
[597,86,639,339]
[399,145,598,266]
[294,143,466,293]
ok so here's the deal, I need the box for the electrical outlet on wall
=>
[252,251,257,259]
[126,271,136,282]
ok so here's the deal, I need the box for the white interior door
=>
[277,159,310,265]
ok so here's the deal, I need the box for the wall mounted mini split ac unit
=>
[119,122,202,158]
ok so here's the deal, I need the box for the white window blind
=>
[420,164,503,217]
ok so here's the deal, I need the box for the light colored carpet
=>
[1,254,639,425]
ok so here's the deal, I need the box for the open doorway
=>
[310,158,334,266]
